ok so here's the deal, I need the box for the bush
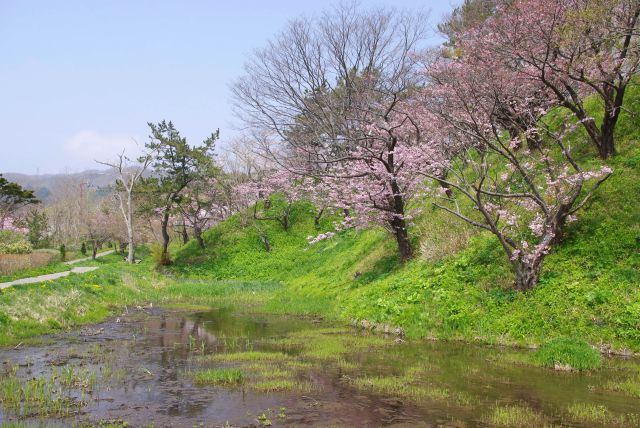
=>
[150,244,171,266]
[0,230,32,254]
[534,337,602,370]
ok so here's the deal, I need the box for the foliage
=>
[140,120,219,260]
[169,127,640,350]
[24,210,49,248]
[533,337,602,370]
[150,243,171,266]
[0,230,32,254]
[0,174,39,226]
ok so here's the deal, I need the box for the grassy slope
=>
[1,90,637,353]
[172,88,640,352]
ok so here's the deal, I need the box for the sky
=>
[0,0,455,174]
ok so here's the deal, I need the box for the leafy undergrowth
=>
[170,98,640,352]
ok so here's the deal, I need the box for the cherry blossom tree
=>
[462,0,640,159]
[179,177,232,248]
[232,4,436,262]
[421,57,613,290]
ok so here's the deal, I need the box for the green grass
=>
[566,403,640,426]
[0,86,639,357]
[199,351,292,362]
[533,337,602,370]
[162,89,640,351]
[486,405,548,428]
[190,368,244,385]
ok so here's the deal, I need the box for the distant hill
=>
[2,169,120,203]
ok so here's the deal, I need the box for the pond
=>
[0,307,639,427]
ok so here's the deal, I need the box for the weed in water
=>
[190,368,244,386]
[486,404,547,427]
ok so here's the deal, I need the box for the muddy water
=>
[0,308,639,427]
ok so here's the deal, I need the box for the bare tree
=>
[98,149,153,263]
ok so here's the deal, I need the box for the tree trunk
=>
[181,221,189,245]
[92,241,98,260]
[514,261,542,291]
[259,232,271,252]
[254,225,271,252]
[389,175,413,263]
[390,216,413,263]
[280,203,292,231]
[598,114,617,159]
[314,207,325,228]
[161,210,171,264]
[126,192,135,264]
[194,225,205,249]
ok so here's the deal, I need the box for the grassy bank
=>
[1,91,639,355]
[169,92,640,351]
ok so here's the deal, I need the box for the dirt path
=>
[0,266,99,289]
[64,250,114,265]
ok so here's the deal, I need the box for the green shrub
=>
[150,244,171,266]
[534,337,602,370]
[0,229,25,245]
[0,231,32,254]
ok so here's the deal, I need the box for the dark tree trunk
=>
[389,174,413,263]
[161,210,171,264]
[181,222,189,245]
[92,241,98,260]
[514,262,542,291]
[194,225,205,249]
[390,216,412,263]
[259,231,271,252]
[598,109,618,159]
[314,207,325,228]
[434,171,453,198]
[280,203,292,231]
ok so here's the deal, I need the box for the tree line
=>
[1,0,637,290]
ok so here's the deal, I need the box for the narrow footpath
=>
[0,250,114,290]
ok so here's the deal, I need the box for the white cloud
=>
[64,130,143,166]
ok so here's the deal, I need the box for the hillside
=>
[172,92,640,353]
[4,168,138,203]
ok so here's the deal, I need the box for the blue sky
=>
[0,1,454,174]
